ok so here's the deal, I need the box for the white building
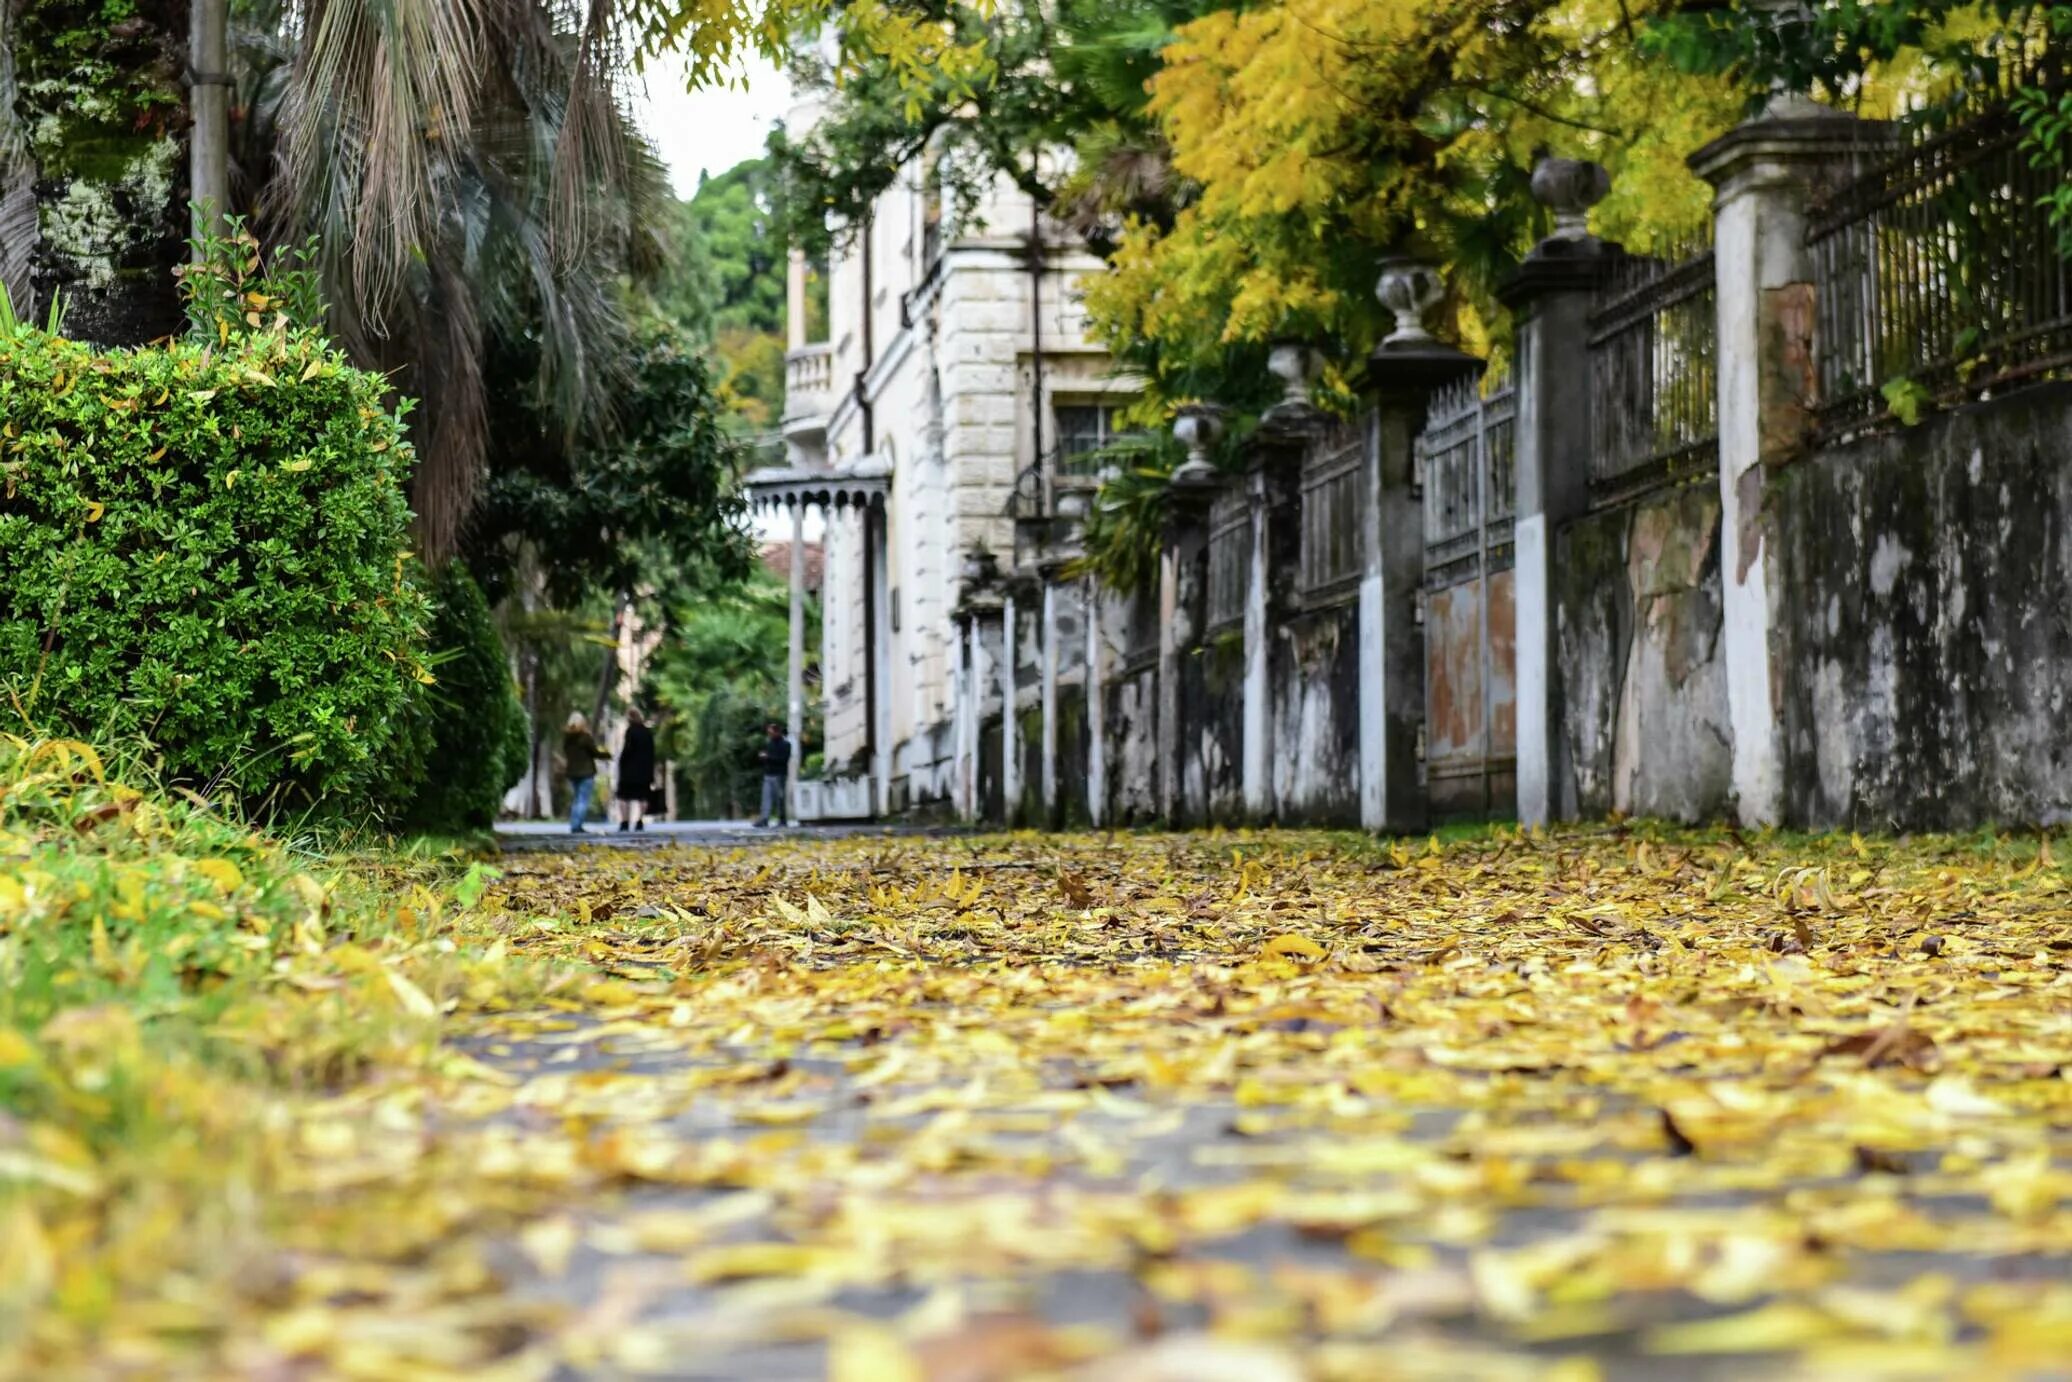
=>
[748,130,1130,822]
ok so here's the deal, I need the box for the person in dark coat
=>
[754,722,791,827]
[616,707,657,833]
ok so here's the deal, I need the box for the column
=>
[1040,578,1059,823]
[1502,237,1616,827]
[1084,576,1106,827]
[953,615,975,820]
[1000,592,1019,824]
[869,505,893,816]
[786,500,806,824]
[1692,111,1878,827]
[1241,466,1272,817]
[1156,542,1180,823]
[1363,258,1481,834]
[786,249,808,352]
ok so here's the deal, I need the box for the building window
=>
[1053,402,1128,476]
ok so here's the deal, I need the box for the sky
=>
[633,51,794,198]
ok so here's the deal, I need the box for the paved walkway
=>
[494,817,945,851]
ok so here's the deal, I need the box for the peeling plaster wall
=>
[1103,662,1160,825]
[1271,603,1362,825]
[1182,631,1246,825]
[1556,482,1733,821]
[1775,383,2072,828]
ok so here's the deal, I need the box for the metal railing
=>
[1206,485,1250,632]
[1005,448,1103,521]
[1298,413,1370,601]
[1587,246,1718,496]
[1416,370,1515,591]
[1807,94,2072,430]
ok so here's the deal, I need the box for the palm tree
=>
[268,0,672,560]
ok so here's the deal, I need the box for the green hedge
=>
[387,563,529,832]
[0,326,428,807]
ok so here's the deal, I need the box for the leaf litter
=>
[8,818,2072,1378]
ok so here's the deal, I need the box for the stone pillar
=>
[1363,258,1481,834]
[786,501,807,824]
[1084,576,1106,827]
[1040,577,1059,822]
[1156,541,1181,822]
[1242,419,1313,821]
[1692,110,1877,827]
[787,249,808,351]
[1000,590,1020,824]
[954,614,979,820]
[869,504,893,817]
[1501,230,1618,827]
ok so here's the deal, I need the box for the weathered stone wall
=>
[1773,383,2072,828]
[1271,602,1362,824]
[1182,630,1246,825]
[1555,481,1733,821]
[1103,660,1160,826]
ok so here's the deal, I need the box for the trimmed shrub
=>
[389,562,529,833]
[0,326,428,807]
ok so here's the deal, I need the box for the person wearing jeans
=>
[563,711,606,834]
[755,721,791,827]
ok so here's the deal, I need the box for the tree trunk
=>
[5,0,191,345]
[188,0,227,243]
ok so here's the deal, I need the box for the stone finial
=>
[1266,340,1322,411]
[1530,157,1611,241]
[1374,256,1445,346]
[1170,402,1226,489]
[959,544,999,589]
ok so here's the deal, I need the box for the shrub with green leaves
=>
[385,562,529,833]
[0,325,429,807]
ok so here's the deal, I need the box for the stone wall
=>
[1270,603,1363,825]
[1556,481,1733,820]
[1774,383,2072,828]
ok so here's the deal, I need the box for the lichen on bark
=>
[4,0,189,344]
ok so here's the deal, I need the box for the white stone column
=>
[1241,467,1272,818]
[786,249,808,352]
[1040,579,1059,821]
[970,614,991,819]
[952,616,973,819]
[1085,577,1106,827]
[870,506,893,816]
[1000,593,1019,823]
[786,501,806,824]
[1692,111,1877,828]
[1503,244,1611,827]
[1156,543,1180,823]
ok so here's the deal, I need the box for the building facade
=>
[748,133,1125,820]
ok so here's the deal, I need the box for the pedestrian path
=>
[493,817,942,851]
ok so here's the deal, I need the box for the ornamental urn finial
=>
[1170,402,1226,489]
[1265,340,1323,411]
[1530,156,1611,242]
[1374,256,1446,347]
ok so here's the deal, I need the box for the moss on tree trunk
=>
[9,0,189,345]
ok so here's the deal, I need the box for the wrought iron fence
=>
[1416,370,1515,591]
[1807,94,2072,430]
[1587,246,1718,496]
[1206,485,1250,632]
[1298,413,1369,601]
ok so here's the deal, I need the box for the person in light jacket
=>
[563,712,606,834]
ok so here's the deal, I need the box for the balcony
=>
[783,342,835,444]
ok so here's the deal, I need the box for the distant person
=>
[755,722,791,827]
[617,707,656,833]
[563,712,607,834]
